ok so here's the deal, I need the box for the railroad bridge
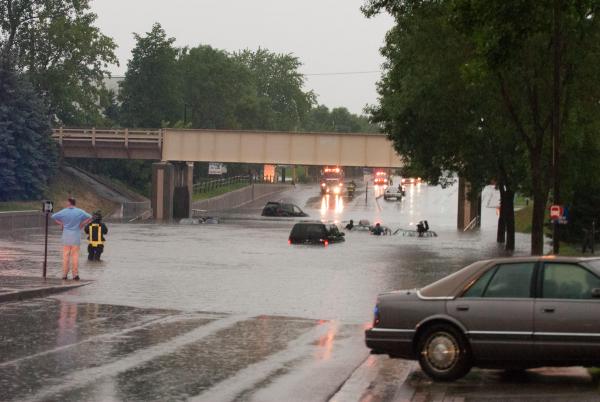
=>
[52,127,479,228]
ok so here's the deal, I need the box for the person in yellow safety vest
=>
[84,210,108,261]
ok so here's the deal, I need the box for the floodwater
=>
[0,182,528,322]
[0,180,565,402]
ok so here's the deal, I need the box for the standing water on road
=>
[0,183,527,322]
[0,182,536,402]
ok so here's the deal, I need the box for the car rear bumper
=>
[365,328,415,359]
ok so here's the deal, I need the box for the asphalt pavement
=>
[0,179,595,402]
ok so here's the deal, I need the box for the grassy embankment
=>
[0,170,118,215]
[192,182,250,201]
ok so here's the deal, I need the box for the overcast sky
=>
[90,0,394,114]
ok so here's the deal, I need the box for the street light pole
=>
[552,0,562,254]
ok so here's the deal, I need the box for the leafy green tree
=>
[119,23,182,128]
[235,49,315,131]
[362,0,528,249]
[0,0,117,125]
[364,0,600,254]
[302,105,377,133]
[0,61,56,201]
[179,45,257,129]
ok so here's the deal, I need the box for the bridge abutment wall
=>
[191,183,290,213]
[457,177,482,231]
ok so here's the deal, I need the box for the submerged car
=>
[383,186,405,201]
[262,202,308,217]
[365,257,600,381]
[401,177,422,185]
[288,222,345,245]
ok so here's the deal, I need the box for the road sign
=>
[208,163,227,175]
[550,205,563,220]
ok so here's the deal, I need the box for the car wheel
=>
[417,324,471,381]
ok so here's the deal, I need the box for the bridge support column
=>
[457,177,481,231]
[173,162,194,219]
[152,162,194,220]
[152,162,175,221]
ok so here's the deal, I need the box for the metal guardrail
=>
[52,128,162,147]
[192,175,285,194]
[193,176,251,194]
[464,215,481,232]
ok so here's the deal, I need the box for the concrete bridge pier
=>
[152,162,194,220]
[457,177,482,231]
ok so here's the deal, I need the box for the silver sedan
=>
[365,257,600,381]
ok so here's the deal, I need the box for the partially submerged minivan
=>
[288,222,345,246]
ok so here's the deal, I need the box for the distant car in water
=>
[383,186,404,201]
[262,202,308,217]
[288,222,345,245]
[401,177,422,185]
[365,257,600,381]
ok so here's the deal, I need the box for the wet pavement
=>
[1,179,594,401]
[0,276,90,302]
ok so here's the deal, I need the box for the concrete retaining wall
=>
[192,183,290,212]
[0,211,46,233]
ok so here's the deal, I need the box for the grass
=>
[0,169,118,215]
[192,182,250,201]
[0,201,40,212]
[514,193,531,208]
[514,204,595,257]
[514,204,534,234]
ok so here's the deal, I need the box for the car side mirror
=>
[592,288,600,298]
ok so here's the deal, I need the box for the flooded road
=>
[2,180,584,402]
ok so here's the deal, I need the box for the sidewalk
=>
[0,276,90,303]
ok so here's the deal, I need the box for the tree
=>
[0,0,117,125]
[235,49,315,131]
[302,105,378,133]
[119,23,182,128]
[362,0,529,250]
[364,0,600,254]
[179,45,257,129]
[0,61,56,201]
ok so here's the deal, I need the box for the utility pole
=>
[552,0,562,254]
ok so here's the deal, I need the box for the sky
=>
[90,0,394,115]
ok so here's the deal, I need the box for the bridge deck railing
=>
[52,128,162,146]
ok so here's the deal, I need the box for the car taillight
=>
[324,240,329,246]
[288,239,292,245]
[373,305,380,327]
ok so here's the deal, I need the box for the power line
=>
[106,70,382,79]
[304,70,381,76]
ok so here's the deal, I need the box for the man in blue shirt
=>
[52,198,92,280]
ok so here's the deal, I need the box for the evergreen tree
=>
[0,62,56,201]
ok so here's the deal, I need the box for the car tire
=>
[417,324,471,381]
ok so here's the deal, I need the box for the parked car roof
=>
[419,256,600,298]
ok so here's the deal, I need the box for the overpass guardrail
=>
[52,128,162,147]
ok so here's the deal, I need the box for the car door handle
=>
[456,305,470,311]
[543,307,555,313]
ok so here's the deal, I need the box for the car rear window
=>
[584,259,600,276]
[419,260,489,298]
[306,224,326,238]
[290,224,307,238]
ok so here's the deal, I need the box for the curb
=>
[0,282,90,303]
